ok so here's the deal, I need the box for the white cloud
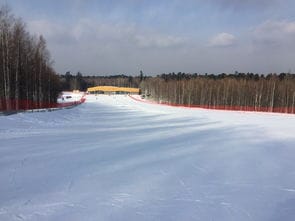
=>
[26,17,295,75]
[28,20,64,38]
[210,0,279,9]
[209,32,236,47]
[70,19,186,48]
[252,20,295,49]
[254,20,295,36]
[134,34,185,48]
[27,20,76,45]
[71,19,136,42]
[26,18,187,74]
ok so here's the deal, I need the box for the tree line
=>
[1,5,294,114]
[58,71,295,114]
[0,6,60,111]
[59,72,141,91]
[140,72,295,114]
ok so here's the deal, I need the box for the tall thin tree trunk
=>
[270,82,276,112]
[15,40,20,110]
[292,92,295,114]
[38,57,42,107]
[5,32,11,110]
[1,32,8,110]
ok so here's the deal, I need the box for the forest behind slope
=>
[140,73,295,113]
[61,71,295,114]
[0,6,60,111]
[1,4,295,114]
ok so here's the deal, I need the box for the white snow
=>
[57,91,84,103]
[1,94,295,221]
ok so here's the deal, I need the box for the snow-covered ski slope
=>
[1,94,295,221]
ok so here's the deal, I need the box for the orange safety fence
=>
[0,97,86,112]
[129,95,295,114]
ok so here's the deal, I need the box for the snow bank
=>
[57,91,85,103]
[0,95,295,221]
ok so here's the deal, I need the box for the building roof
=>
[87,86,140,93]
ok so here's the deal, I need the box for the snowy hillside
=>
[1,95,295,221]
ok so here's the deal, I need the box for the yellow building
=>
[87,86,140,95]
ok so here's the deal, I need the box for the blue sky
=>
[2,0,295,75]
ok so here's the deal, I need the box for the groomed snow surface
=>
[1,94,295,221]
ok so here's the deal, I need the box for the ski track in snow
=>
[1,94,295,221]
